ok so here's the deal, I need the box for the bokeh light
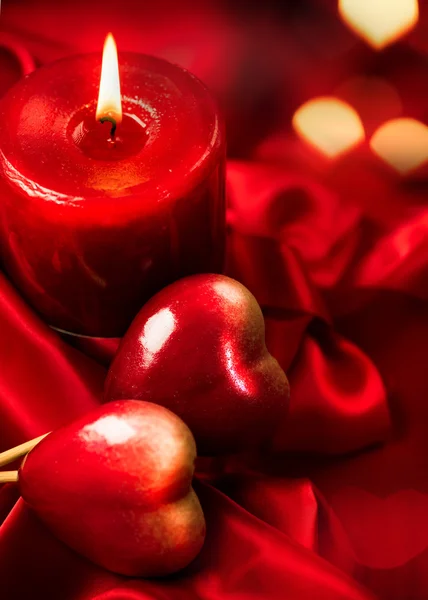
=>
[292,97,365,159]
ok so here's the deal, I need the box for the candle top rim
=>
[0,52,225,209]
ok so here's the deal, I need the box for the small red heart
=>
[19,400,205,577]
[331,487,428,568]
[105,274,290,455]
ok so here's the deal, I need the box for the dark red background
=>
[1,1,428,598]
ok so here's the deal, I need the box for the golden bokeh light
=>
[338,0,419,50]
[292,97,365,159]
[370,118,428,174]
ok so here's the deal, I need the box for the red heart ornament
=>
[18,400,205,577]
[105,274,290,455]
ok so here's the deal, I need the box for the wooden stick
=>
[0,471,18,483]
[0,433,49,468]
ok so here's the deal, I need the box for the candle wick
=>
[99,115,117,139]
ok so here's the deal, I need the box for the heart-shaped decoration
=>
[339,0,419,50]
[19,400,205,577]
[105,274,290,455]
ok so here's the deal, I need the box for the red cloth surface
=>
[1,1,428,598]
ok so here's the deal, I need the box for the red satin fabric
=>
[0,1,427,598]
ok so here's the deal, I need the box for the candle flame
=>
[292,97,365,159]
[338,0,419,50]
[370,118,428,174]
[96,33,122,125]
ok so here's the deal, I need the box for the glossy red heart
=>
[105,274,290,455]
[19,400,205,577]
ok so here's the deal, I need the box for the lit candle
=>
[0,34,226,337]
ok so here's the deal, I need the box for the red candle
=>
[0,35,225,337]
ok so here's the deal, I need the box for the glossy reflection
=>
[105,274,290,455]
[140,307,176,367]
[223,340,252,395]
[80,414,136,445]
[19,400,205,577]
